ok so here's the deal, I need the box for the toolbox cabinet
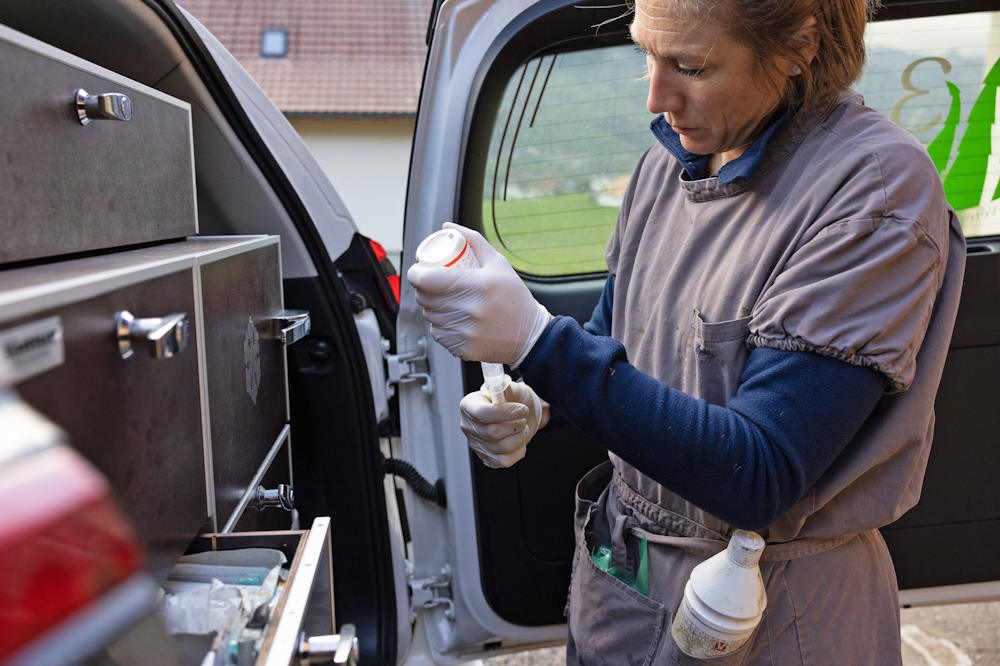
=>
[0,237,303,573]
[0,21,333,665]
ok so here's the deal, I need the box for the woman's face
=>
[631,0,787,162]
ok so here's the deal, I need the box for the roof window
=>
[260,28,288,58]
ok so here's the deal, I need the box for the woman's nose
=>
[646,63,683,115]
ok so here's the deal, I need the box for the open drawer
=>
[72,517,356,666]
[185,518,337,665]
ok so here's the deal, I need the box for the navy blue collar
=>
[650,108,793,185]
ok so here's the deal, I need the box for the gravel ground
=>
[483,602,1000,665]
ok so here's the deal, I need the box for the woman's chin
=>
[677,134,712,157]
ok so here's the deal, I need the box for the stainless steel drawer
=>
[197,238,298,530]
[1,236,302,560]
[1,256,207,579]
[0,23,196,264]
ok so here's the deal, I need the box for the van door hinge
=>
[383,336,433,397]
[407,564,454,622]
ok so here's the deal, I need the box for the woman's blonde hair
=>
[660,0,880,108]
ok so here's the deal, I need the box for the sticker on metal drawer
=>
[0,316,64,387]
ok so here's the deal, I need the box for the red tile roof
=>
[179,0,433,115]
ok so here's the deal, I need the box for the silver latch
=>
[270,309,311,346]
[75,89,132,125]
[383,336,433,397]
[408,565,454,623]
[115,310,189,360]
[253,484,295,512]
[298,624,359,665]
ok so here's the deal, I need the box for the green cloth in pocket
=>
[590,537,648,596]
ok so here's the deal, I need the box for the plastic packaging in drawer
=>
[157,548,287,662]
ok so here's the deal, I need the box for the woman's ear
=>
[791,15,820,73]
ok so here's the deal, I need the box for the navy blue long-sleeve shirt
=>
[520,276,885,531]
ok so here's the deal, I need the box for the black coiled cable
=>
[380,452,447,508]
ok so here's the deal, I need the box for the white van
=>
[1,0,997,663]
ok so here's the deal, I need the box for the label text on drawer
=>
[0,316,64,387]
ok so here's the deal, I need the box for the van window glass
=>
[481,45,649,277]
[480,11,1000,277]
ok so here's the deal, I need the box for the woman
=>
[407,0,965,663]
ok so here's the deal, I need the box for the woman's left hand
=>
[406,223,552,366]
[460,380,549,468]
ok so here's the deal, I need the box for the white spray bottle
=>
[415,227,510,404]
[671,530,767,659]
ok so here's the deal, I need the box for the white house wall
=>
[289,115,415,270]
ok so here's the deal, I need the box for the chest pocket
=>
[683,310,752,407]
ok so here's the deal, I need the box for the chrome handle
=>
[75,88,132,125]
[271,310,311,346]
[299,625,358,665]
[115,310,189,360]
[254,483,294,512]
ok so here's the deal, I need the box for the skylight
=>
[260,28,288,58]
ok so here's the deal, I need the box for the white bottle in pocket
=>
[671,530,767,659]
[415,227,509,404]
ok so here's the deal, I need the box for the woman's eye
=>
[674,64,702,78]
[635,46,703,78]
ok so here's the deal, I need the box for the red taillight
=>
[369,238,388,262]
[387,274,400,304]
[368,238,400,304]
[0,446,143,659]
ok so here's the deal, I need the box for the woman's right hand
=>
[460,381,549,468]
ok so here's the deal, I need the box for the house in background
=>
[181,0,435,269]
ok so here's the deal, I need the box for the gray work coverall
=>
[565,91,966,665]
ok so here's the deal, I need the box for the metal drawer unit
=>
[0,23,196,264]
[1,237,329,664]
[0,244,208,579]
[193,237,306,533]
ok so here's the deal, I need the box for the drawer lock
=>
[75,88,132,125]
[115,310,189,360]
[254,483,295,512]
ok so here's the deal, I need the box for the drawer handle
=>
[254,483,295,511]
[299,624,359,665]
[271,309,311,346]
[75,88,132,125]
[115,310,190,360]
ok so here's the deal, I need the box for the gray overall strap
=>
[613,466,858,561]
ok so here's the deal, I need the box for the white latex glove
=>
[460,381,549,468]
[407,223,552,366]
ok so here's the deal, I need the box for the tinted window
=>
[481,45,649,277]
[479,10,1000,277]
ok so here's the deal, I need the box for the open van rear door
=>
[398,0,1000,662]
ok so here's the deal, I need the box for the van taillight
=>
[386,274,400,303]
[369,238,400,304]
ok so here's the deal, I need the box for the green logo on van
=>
[924,57,1000,211]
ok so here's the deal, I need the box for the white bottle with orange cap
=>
[415,227,510,404]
